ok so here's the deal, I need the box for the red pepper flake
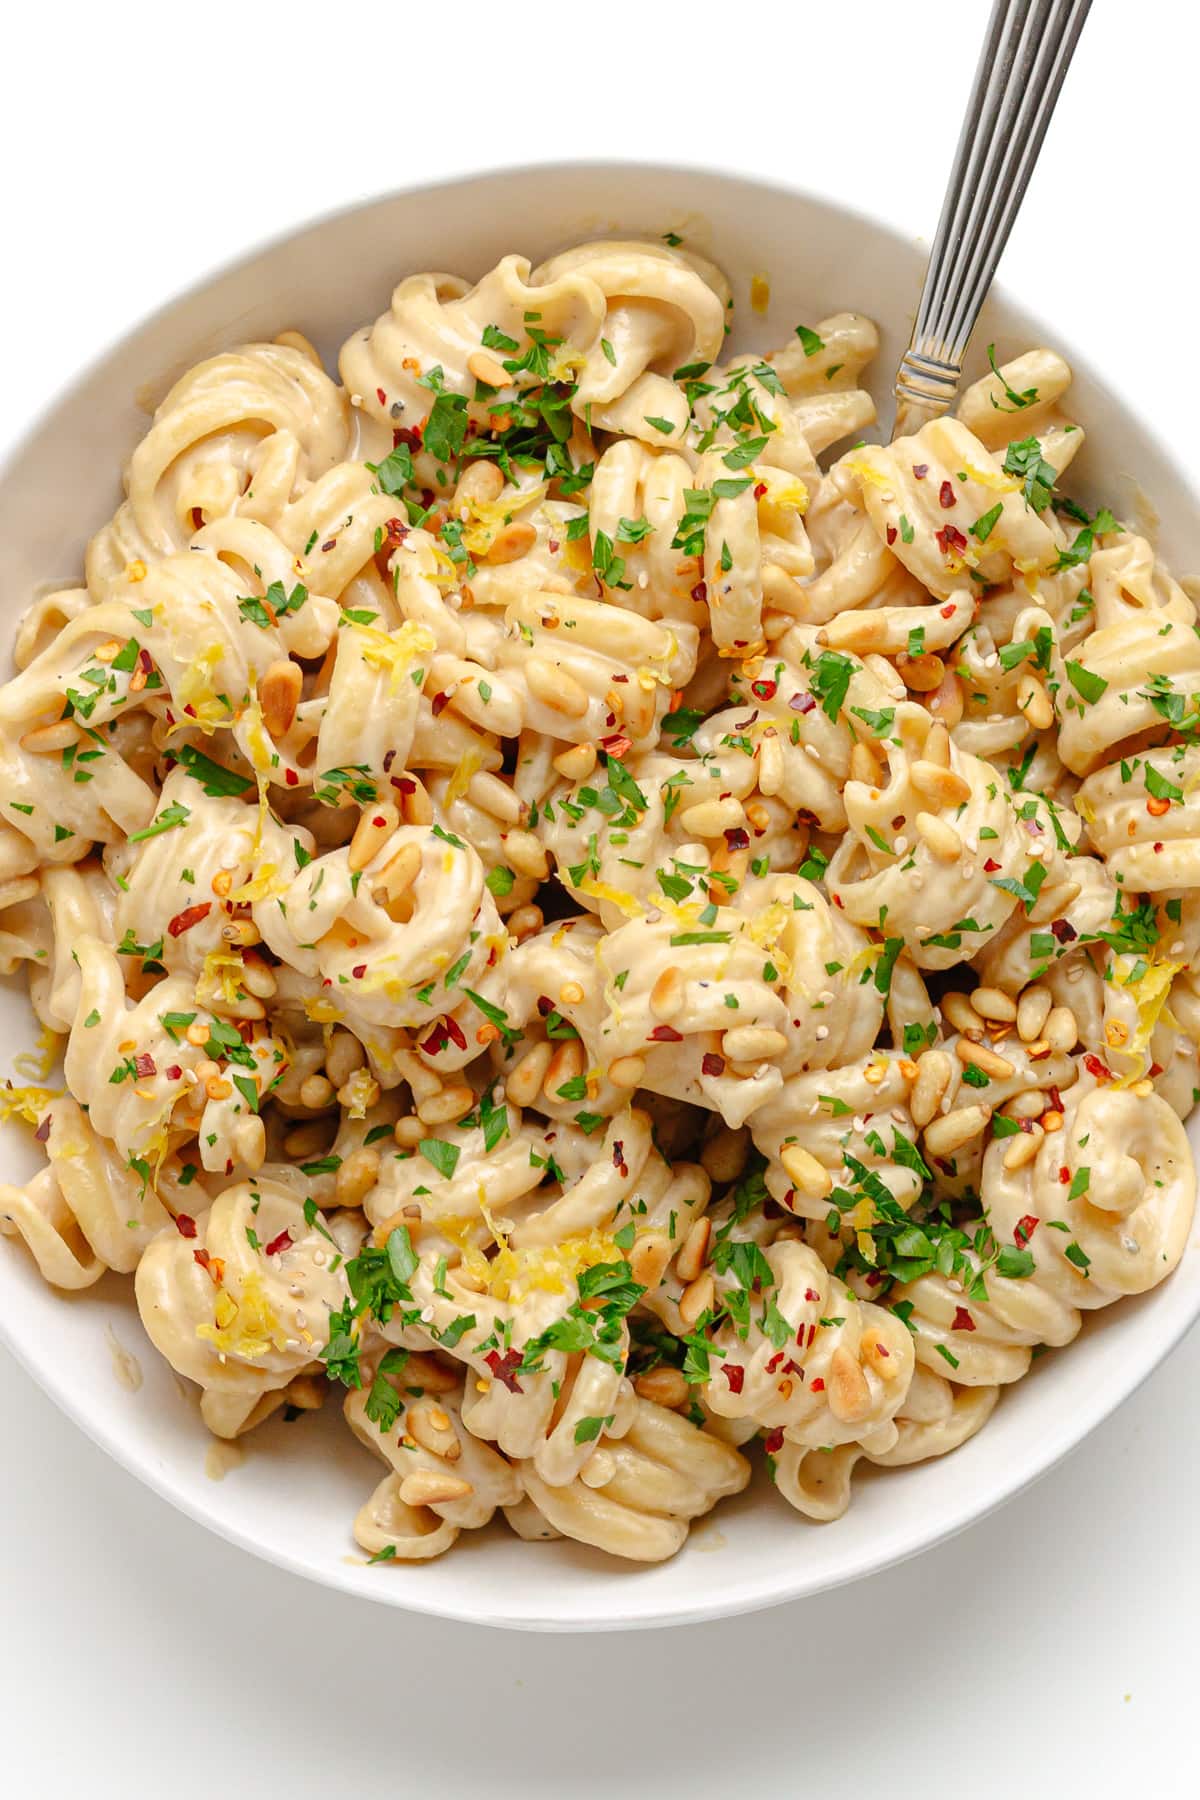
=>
[378,518,409,558]
[33,1114,50,1143]
[165,1064,182,1081]
[865,1270,884,1286]
[321,537,337,553]
[548,538,559,554]
[264,1228,293,1257]
[352,964,366,980]
[1149,1061,1164,1079]
[484,1348,524,1393]
[749,678,777,702]
[184,703,197,718]
[721,1362,745,1393]
[168,901,211,938]
[804,1288,820,1303]
[536,995,555,1017]
[691,580,708,604]
[421,1015,468,1056]
[134,1053,156,1079]
[600,733,633,759]
[393,426,421,451]
[1014,1214,1040,1248]
[1047,1086,1064,1114]
[1083,1053,1112,1083]
[285,767,299,786]
[1153,841,1164,853]
[765,1351,784,1374]
[1058,1166,1071,1184]
[912,463,929,480]
[648,1024,684,1043]
[612,1140,627,1176]
[951,1306,976,1332]
[939,479,957,509]
[701,1052,726,1076]
[983,856,1001,873]
[753,481,767,500]
[935,524,967,556]
[832,893,844,908]
[789,691,816,715]
[724,826,750,852]
[430,691,450,716]
[375,387,387,406]
[175,1213,197,1239]
[810,1376,826,1392]
[886,525,897,546]
[1049,917,1076,944]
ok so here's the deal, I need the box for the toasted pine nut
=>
[860,1334,901,1382]
[722,1025,788,1062]
[630,1230,673,1289]
[924,1104,991,1157]
[850,741,882,785]
[634,1366,690,1408]
[1043,1005,1078,1054]
[504,828,549,879]
[679,1271,715,1328]
[896,651,946,693]
[1002,1125,1044,1170]
[507,903,544,941]
[927,671,964,730]
[407,1397,461,1461]
[485,521,538,565]
[404,1351,461,1394]
[1017,985,1053,1043]
[1017,672,1055,731]
[543,1038,585,1101]
[972,986,1018,1023]
[283,1120,334,1159]
[553,741,597,782]
[417,1083,474,1126]
[650,965,685,1020]
[467,770,522,824]
[942,991,985,1038]
[398,1469,474,1508]
[336,1147,380,1207]
[1028,877,1080,924]
[910,759,970,808]
[349,802,400,873]
[19,719,79,753]
[392,1116,426,1150]
[608,1054,646,1090]
[780,1142,832,1200]
[299,1073,335,1110]
[757,731,785,795]
[398,778,434,826]
[326,1029,365,1090]
[1006,1088,1047,1120]
[955,1037,1014,1080]
[911,1048,954,1128]
[678,796,746,837]
[260,659,302,737]
[373,840,421,904]
[506,1042,553,1107]
[467,349,510,388]
[452,458,504,508]
[700,1123,749,1185]
[915,811,962,860]
[923,721,951,767]
[827,1346,872,1423]
[675,1217,712,1284]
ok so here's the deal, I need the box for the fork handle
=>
[893,0,1092,434]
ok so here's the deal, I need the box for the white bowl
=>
[1,163,1197,1631]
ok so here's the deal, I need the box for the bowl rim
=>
[1,155,1197,1631]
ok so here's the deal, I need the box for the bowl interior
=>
[1,163,1197,1630]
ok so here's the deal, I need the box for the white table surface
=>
[3,3,1197,1792]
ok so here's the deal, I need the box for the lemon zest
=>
[197,1270,288,1360]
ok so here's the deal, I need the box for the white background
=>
[2,2,1197,1793]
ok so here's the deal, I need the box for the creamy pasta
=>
[0,237,1195,1565]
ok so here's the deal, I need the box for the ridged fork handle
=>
[893,0,1092,436]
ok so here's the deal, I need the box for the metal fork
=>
[892,0,1093,438]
